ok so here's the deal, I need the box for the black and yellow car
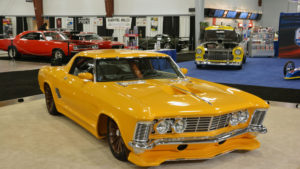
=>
[195,26,246,69]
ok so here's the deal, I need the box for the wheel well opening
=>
[98,114,109,137]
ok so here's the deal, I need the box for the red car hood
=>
[54,40,96,45]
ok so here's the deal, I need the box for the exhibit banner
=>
[136,17,147,27]
[66,18,73,30]
[151,17,158,31]
[78,18,90,24]
[278,13,300,58]
[106,17,132,29]
[94,18,103,26]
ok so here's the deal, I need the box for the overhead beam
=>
[105,0,114,17]
[33,0,44,29]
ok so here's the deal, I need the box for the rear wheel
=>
[8,46,20,59]
[283,61,295,76]
[107,118,129,161]
[44,84,60,116]
[51,49,65,66]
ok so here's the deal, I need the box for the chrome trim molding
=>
[196,61,242,66]
[129,125,267,151]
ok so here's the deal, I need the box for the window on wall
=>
[16,17,28,34]
[163,16,179,37]
[97,17,113,37]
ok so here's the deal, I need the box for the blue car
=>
[284,61,300,79]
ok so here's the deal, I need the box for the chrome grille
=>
[133,122,152,142]
[184,114,230,132]
[251,110,266,126]
[204,51,233,60]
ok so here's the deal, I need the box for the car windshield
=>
[204,30,238,42]
[82,34,103,40]
[96,57,183,82]
[44,32,69,41]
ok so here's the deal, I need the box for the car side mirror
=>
[78,72,94,81]
[180,68,188,75]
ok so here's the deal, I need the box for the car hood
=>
[105,78,267,118]
[55,40,96,45]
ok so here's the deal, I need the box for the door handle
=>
[64,77,68,80]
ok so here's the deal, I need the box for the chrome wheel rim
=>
[9,48,15,58]
[54,51,63,59]
[44,86,54,112]
[164,43,171,49]
[109,121,124,154]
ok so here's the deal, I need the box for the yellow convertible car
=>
[38,49,268,166]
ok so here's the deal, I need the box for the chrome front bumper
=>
[196,61,242,66]
[129,125,267,152]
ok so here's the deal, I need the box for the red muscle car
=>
[0,31,99,60]
[67,32,124,49]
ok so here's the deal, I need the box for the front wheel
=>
[44,84,60,116]
[8,46,20,59]
[107,118,129,161]
[283,61,295,76]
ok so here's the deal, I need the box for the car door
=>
[17,32,47,55]
[61,57,99,129]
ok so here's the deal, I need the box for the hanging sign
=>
[136,17,147,27]
[106,17,132,29]
[66,18,74,30]
[94,18,103,26]
[78,18,90,24]
[295,28,300,46]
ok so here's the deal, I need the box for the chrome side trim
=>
[196,61,242,66]
[129,125,267,150]
[116,80,146,87]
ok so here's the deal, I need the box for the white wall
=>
[44,0,106,16]
[0,0,34,16]
[206,0,261,12]
[0,0,260,16]
[260,0,290,31]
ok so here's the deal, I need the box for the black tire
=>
[196,64,203,69]
[283,61,295,76]
[8,46,20,59]
[236,65,243,70]
[107,118,129,161]
[176,46,182,52]
[44,84,60,116]
[242,55,247,64]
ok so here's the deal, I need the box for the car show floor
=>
[178,57,300,90]
[0,98,300,169]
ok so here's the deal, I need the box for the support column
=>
[195,0,205,48]
[33,0,44,29]
[105,0,114,17]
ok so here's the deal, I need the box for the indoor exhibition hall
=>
[0,0,299,169]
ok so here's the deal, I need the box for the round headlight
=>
[172,119,186,133]
[235,49,242,55]
[155,120,170,134]
[73,45,78,50]
[230,112,239,126]
[238,110,249,123]
[196,48,203,54]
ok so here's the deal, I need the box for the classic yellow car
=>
[38,49,268,166]
[196,25,246,69]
